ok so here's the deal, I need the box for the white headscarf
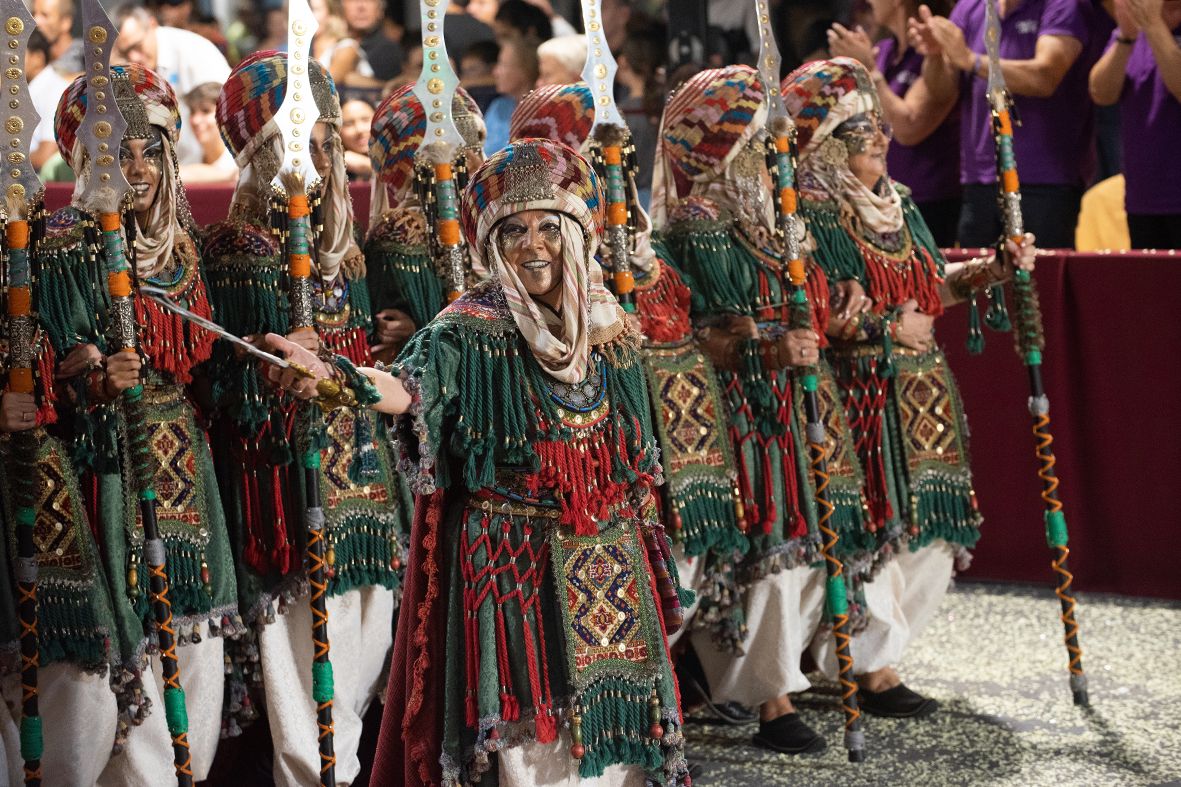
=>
[475,212,623,384]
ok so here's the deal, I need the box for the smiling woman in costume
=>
[782,57,1035,717]
[509,82,748,664]
[41,63,241,783]
[268,138,692,787]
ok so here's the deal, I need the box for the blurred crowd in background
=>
[24,0,1181,249]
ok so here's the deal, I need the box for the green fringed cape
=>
[364,207,446,334]
[384,280,690,786]
[202,217,406,621]
[802,187,982,555]
[632,257,746,561]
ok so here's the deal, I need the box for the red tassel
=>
[636,262,692,344]
[34,339,58,426]
[321,326,373,366]
[133,279,216,385]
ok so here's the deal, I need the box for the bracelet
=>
[838,312,863,341]
[862,313,884,342]
[948,256,997,301]
[1116,35,1136,45]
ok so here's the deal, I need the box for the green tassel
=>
[364,242,443,330]
[967,295,985,355]
[575,678,664,779]
[984,283,1012,331]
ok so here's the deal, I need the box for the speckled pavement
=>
[683,582,1181,786]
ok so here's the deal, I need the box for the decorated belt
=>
[828,342,934,360]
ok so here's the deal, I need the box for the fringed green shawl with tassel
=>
[203,217,405,617]
[364,207,445,332]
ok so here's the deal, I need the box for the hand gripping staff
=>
[1,3,46,783]
[269,1,339,780]
[984,0,1087,707]
[77,0,193,782]
[756,0,866,762]
[580,0,635,311]
[413,0,468,303]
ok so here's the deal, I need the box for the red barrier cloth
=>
[942,249,1181,599]
[37,189,1179,599]
[45,181,374,232]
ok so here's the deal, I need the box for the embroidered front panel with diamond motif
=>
[889,350,980,550]
[0,435,117,671]
[557,527,659,679]
[121,378,231,624]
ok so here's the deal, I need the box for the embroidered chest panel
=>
[322,407,391,509]
[642,343,729,478]
[552,522,660,685]
[5,438,94,574]
[893,353,968,472]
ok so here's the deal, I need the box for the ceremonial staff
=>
[580,0,635,312]
[269,1,338,780]
[2,4,45,783]
[984,0,1087,707]
[754,0,866,762]
[413,0,468,303]
[77,0,193,781]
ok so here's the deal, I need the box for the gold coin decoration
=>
[94,120,112,138]
[4,116,21,133]
[88,26,107,44]
[5,17,23,35]
[427,78,444,94]
[7,183,24,200]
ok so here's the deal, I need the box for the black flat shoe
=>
[751,713,827,755]
[858,683,939,718]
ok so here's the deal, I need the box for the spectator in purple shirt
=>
[1090,0,1181,247]
[828,0,962,246]
[912,0,1100,248]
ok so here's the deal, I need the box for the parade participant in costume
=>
[509,82,747,652]
[364,83,486,360]
[32,63,243,783]
[652,64,872,755]
[781,57,1034,716]
[205,50,405,786]
[326,137,691,786]
[1,106,121,787]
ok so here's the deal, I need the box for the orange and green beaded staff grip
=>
[287,194,316,329]
[5,219,34,395]
[600,143,635,311]
[431,161,466,303]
